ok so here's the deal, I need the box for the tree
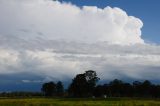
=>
[133,81,143,97]
[68,70,99,97]
[56,81,64,96]
[93,85,106,97]
[68,73,87,97]
[41,82,56,97]
[108,79,125,97]
[122,83,133,97]
[85,70,100,96]
[141,80,152,97]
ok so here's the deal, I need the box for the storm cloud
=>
[0,0,159,82]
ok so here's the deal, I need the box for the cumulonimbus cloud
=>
[0,0,144,45]
[0,0,159,82]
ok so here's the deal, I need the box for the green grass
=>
[0,98,159,106]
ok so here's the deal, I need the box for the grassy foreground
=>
[0,98,159,106]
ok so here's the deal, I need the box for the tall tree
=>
[41,82,56,97]
[56,81,64,96]
[141,80,152,97]
[68,73,87,97]
[85,70,100,96]
[109,79,124,97]
[68,70,99,97]
[133,81,143,97]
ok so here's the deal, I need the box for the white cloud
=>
[0,0,143,45]
[0,0,159,81]
[0,43,160,80]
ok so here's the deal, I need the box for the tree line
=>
[42,70,160,98]
[0,70,160,98]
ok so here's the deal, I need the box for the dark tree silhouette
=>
[108,79,124,97]
[68,70,99,97]
[133,81,143,97]
[37,71,160,98]
[85,70,100,96]
[56,81,64,96]
[93,85,106,97]
[41,82,56,97]
[93,79,160,98]
[122,83,133,97]
[68,73,87,97]
[141,80,152,97]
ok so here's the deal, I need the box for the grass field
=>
[0,98,159,106]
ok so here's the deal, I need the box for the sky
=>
[0,0,160,91]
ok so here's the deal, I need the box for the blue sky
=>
[60,0,160,44]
